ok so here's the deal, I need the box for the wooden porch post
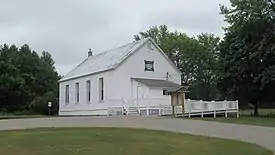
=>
[181,92,185,117]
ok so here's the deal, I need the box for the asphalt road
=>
[0,116,274,153]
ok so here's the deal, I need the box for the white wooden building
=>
[59,38,183,116]
[59,37,239,117]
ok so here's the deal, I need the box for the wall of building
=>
[149,88,164,97]
[113,40,182,101]
[59,70,118,115]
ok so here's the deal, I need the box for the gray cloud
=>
[0,0,230,75]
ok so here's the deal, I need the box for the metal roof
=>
[60,38,149,82]
[59,37,181,82]
[132,78,182,89]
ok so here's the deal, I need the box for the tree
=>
[0,44,60,114]
[192,33,221,100]
[134,25,184,66]
[134,25,221,100]
[218,0,275,116]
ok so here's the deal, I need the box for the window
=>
[75,83,79,103]
[163,90,171,96]
[87,80,91,103]
[144,60,154,71]
[65,85,69,104]
[99,78,104,101]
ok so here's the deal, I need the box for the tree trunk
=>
[252,100,259,116]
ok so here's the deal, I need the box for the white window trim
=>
[65,85,69,105]
[144,60,154,71]
[99,77,104,102]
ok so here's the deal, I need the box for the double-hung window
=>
[87,80,91,103]
[65,85,69,104]
[75,83,80,104]
[99,78,104,101]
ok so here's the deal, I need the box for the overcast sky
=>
[0,0,230,75]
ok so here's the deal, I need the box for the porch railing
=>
[106,98,239,118]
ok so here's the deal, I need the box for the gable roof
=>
[60,37,181,82]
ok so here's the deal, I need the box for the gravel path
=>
[0,116,275,153]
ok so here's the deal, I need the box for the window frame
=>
[144,60,154,72]
[75,83,80,104]
[65,85,69,104]
[99,78,104,101]
[87,80,91,103]
[163,90,171,96]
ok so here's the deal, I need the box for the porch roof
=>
[132,78,182,89]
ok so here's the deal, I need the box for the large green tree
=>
[134,25,220,100]
[218,0,275,115]
[0,44,59,114]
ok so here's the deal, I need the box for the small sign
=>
[48,102,52,108]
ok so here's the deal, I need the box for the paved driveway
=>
[0,116,275,153]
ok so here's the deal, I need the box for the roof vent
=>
[148,42,154,50]
[88,49,93,57]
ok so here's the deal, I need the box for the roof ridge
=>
[89,39,145,58]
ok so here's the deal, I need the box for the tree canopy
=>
[0,44,60,114]
[218,0,275,115]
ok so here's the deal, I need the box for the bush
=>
[29,91,59,115]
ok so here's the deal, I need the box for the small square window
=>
[144,60,154,71]
[163,90,167,95]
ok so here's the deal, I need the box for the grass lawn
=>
[194,109,275,127]
[0,111,47,120]
[196,116,275,127]
[240,109,275,116]
[0,128,272,155]
[0,115,46,120]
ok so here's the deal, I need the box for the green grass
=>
[240,109,275,117]
[196,116,275,127]
[194,109,275,127]
[0,111,49,120]
[0,128,272,155]
[0,115,45,120]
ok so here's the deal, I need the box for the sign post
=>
[48,102,52,117]
[168,87,186,118]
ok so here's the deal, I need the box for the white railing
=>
[106,98,239,118]
[185,99,238,117]
[107,107,124,116]
[106,98,127,116]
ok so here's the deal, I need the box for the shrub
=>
[29,91,59,115]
